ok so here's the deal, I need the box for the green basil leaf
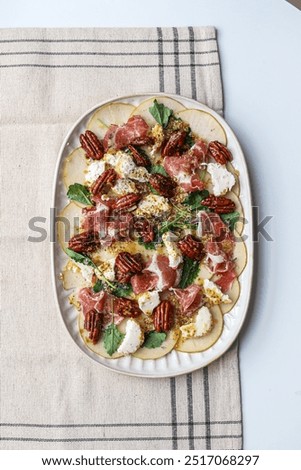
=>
[150,164,168,177]
[149,99,173,128]
[185,133,195,148]
[111,283,133,298]
[138,238,156,250]
[67,183,93,206]
[65,248,96,268]
[147,183,160,195]
[93,279,105,293]
[143,331,167,349]
[220,211,240,231]
[183,189,209,211]
[178,256,200,289]
[103,324,125,356]
[65,248,119,297]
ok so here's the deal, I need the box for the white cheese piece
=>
[85,160,106,185]
[135,194,171,218]
[203,279,231,304]
[77,263,94,283]
[138,291,160,315]
[69,261,94,284]
[116,153,137,176]
[180,322,196,339]
[117,319,144,355]
[180,306,213,339]
[127,166,149,182]
[162,231,183,268]
[194,306,213,336]
[101,259,115,282]
[196,210,206,238]
[103,152,120,166]
[207,163,235,196]
[107,151,150,182]
[112,178,137,196]
[94,257,115,282]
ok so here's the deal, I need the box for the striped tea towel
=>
[0,27,242,450]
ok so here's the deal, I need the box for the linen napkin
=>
[0,27,242,450]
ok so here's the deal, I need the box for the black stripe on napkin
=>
[0,37,217,44]
[0,420,241,428]
[203,367,211,449]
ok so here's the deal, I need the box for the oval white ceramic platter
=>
[51,93,253,378]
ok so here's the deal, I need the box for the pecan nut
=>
[128,145,150,168]
[112,193,141,212]
[68,230,100,253]
[178,235,204,260]
[201,195,236,214]
[133,218,154,243]
[91,168,117,196]
[162,130,187,156]
[115,252,143,274]
[149,173,177,198]
[115,271,132,284]
[84,309,102,344]
[153,300,174,332]
[208,141,232,165]
[80,130,104,160]
[114,298,142,318]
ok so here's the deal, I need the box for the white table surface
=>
[1,0,301,450]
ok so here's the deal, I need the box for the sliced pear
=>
[176,305,223,353]
[56,202,83,250]
[78,314,131,359]
[226,192,244,235]
[86,116,108,140]
[217,278,240,315]
[176,109,227,145]
[233,230,247,277]
[227,162,240,196]
[68,293,81,311]
[133,329,180,360]
[87,102,136,139]
[194,263,213,285]
[61,260,93,290]
[131,96,186,126]
[61,261,85,290]
[63,147,88,189]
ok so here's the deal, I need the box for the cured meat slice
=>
[201,213,236,279]
[102,293,125,326]
[189,139,208,163]
[197,211,234,243]
[181,174,205,192]
[82,203,133,245]
[131,271,158,295]
[114,116,150,149]
[106,212,134,242]
[205,240,229,273]
[78,288,124,325]
[164,154,199,177]
[215,268,236,293]
[163,154,204,193]
[146,254,178,291]
[103,124,118,152]
[173,284,203,316]
[131,254,178,294]
[78,288,106,316]
[82,202,110,234]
